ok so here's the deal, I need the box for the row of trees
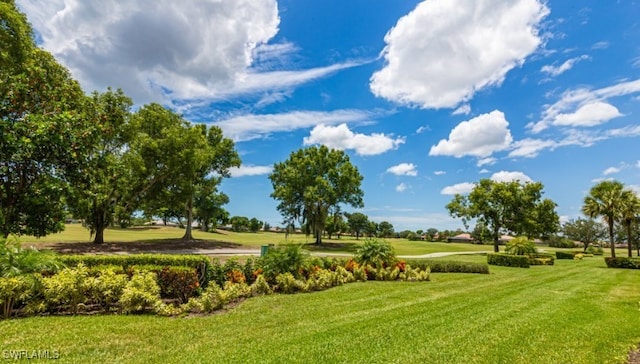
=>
[1,2,240,243]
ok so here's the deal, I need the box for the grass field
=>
[2,257,638,363]
[20,224,491,256]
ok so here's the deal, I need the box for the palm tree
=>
[620,191,640,257]
[582,180,626,258]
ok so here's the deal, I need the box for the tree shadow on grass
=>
[303,242,360,253]
[38,239,243,254]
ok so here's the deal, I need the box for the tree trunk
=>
[315,232,322,245]
[626,223,633,258]
[92,207,106,244]
[493,228,500,253]
[182,197,194,241]
[93,226,105,244]
[608,220,616,258]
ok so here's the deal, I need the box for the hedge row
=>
[528,253,555,266]
[555,251,575,260]
[404,259,490,274]
[59,254,214,287]
[487,253,530,268]
[605,257,640,269]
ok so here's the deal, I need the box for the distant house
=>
[448,233,473,243]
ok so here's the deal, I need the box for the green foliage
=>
[275,272,303,294]
[561,218,606,252]
[404,259,490,274]
[586,246,604,255]
[487,253,530,268]
[0,236,64,277]
[555,251,576,260]
[546,235,577,248]
[1,2,91,238]
[447,179,559,252]
[355,239,396,268]
[155,266,200,304]
[58,254,214,288]
[527,253,555,266]
[258,244,308,280]
[345,212,369,239]
[0,275,33,318]
[604,257,640,269]
[42,264,91,314]
[505,237,537,256]
[84,267,128,311]
[119,271,161,314]
[269,145,364,244]
[582,180,628,258]
[250,275,272,296]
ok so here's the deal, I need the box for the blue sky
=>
[18,0,640,231]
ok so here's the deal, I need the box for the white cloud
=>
[429,110,513,158]
[508,138,557,158]
[230,165,273,177]
[628,185,640,196]
[396,183,409,192]
[528,78,640,133]
[591,41,609,50]
[434,171,446,176]
[552,101,622,127]
[452,104,471,115]
[477,157,497,167]
[441,182,476,195]
[370,0,548,109]
[602,167,620,176]
[490,171,532,183]
[637,161,640,168]
[479,169,490,174]
[303,124,405,156]
[18,0,364,106]
[540,55,590,77]
[387,163,418,176]
[212,109,379,142]
[416,125,430,134]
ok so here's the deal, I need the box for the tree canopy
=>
[446,179,559,252]
[561,217,606,253]
[269,146,364,244]
[1,1,93,237]
[582,180,629,258]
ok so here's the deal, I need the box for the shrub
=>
[505,237,537,256]
[0,275,34,318]
[487,253,530,268]
[155,266,200,304]
[404,259,490,274]
[355,239,396,268]
[0,236,64,277]
[275,272,302,293]
[59,254,214,288]
[259,244,308,281]
[85,266,128,311]
[222,281,252,302]
[399,265,431,282]
[250,275,272,295]
[527,253,555,266]
[605,257,640,269]
[547,236,576,248]
[119,271,162,314]
[42,264,91,314]
[352,266,367,282]
[555,251,575,260]
[184,283,224,313]
[586,246,604,255]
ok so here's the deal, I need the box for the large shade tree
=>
[1,1,93,237]
[561,217,606,253]
[345,212,369,239]
[582,180,628,258]
[446,179,559,252]
[269,146,364,244]
[68,89,133,244]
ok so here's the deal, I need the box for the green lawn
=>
[20,224,491,256]
[2,257,638,363]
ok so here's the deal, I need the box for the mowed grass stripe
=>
[1,258,639,363]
